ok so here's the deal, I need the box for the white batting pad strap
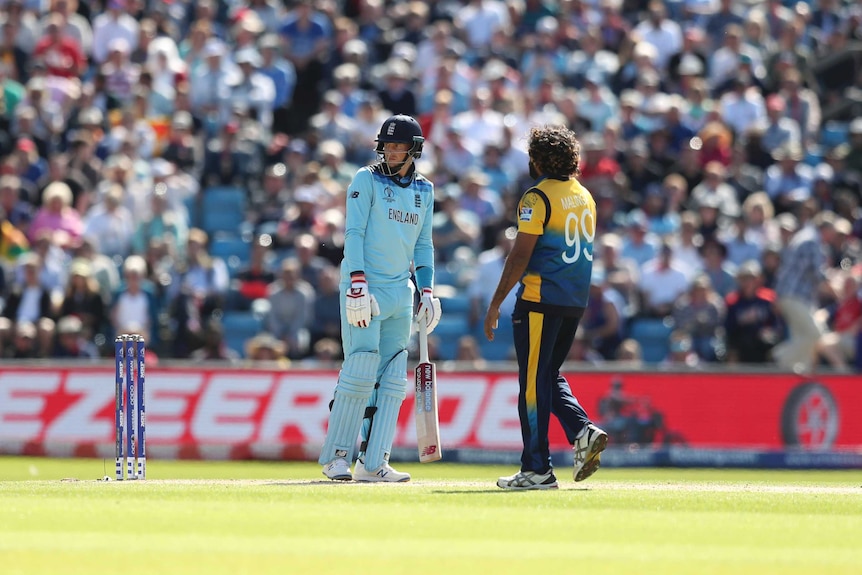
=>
[318,352,379,465]
[361,350,408,470]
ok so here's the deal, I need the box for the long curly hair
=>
[528,125,581,178]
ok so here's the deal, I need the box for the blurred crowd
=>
[0,0,861,370]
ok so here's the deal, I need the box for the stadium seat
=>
[221,311,264,357]
[628,318,674,363]
[439,293,471,315]
[201,186,247,236]
[820,121,849,148]
[209,236,252,277]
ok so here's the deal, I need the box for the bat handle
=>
[418,318,429,363]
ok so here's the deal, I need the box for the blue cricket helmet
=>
[374,114,424,159]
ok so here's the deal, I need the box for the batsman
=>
[319,115,441,482]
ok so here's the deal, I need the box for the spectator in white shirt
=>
[754,94,801,154]
[719,76,766,137]
[92,0,139,64]
[454,0,511,50]
[468,227,516,329]
[632,0,682,71]
[639,242,691,317]
[83,184,134,260]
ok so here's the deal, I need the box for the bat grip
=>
[418,318,429,363]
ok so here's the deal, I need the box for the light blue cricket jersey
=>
[341,165,435,288]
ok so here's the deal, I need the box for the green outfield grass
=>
[1,457,861,575]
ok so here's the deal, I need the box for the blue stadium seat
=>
[820,121,849,148]
[201,186,247,236]
[210,236,252,277]
[432,314,470,339]
[628,318,673,363]
[480,338,515,361]
[221,311,264,357]
[183,195,199,228]
[440,293,471,314]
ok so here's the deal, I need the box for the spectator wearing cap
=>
[28,181,82,246]
[266,257,315,359]
[1,321,39,359]
[718,75,766,138]
[59,258,106,340]
[578,69,618,133]
[764,143,813,210]
[102,38,139,107]
[258,33,295,112]
[33,12,85,79]
[689,161,740,220]
[111,254,158,348]
[639,240,690,317]
[11,135,47,190]
[244,332,287,366]
[772,212,839,372]
[708,24,761,93]
[293,232,330,291]
[279,0,331,134]
[92,0,138,64]
[723,214,764,268]
[755,94,801,154]
[231,46,276,132]
[582,266,624,361]
[672,274,726,361]
[82,184,134,260]
[667,27,708,89]
[317,139,356,189]
[169,228,229,305]
[189,39,234,136]
[621,209,659,270]
[378,59,417,117]
[724,260,781,364]
[309,90,357,146]
[778,69,820,145]
[0,174,32,231]
[457,169,501,226]
[53,315,99,359]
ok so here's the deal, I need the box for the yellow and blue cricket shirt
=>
[516,176,596,314]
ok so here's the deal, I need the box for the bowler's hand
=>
[484,306,500,341]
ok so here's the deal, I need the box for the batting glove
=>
[416,288,442,334]
[346,274,379,328]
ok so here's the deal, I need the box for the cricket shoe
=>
[497,470,559,490]
[353,458,411,482]
[322,458,352,481]
[573,424,608,482]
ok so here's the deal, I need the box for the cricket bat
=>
[415,320,442,463]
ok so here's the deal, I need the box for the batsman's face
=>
[382,142,410,165]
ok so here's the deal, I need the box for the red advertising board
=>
[0,367,859,460]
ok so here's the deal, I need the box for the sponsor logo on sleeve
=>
[519,207,533,222]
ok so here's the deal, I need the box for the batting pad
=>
[362,350,408,470]
[318,352,379,465]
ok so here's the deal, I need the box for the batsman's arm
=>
[343,169,375,275]
[413,183,435,290]
[483,231,538,341]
